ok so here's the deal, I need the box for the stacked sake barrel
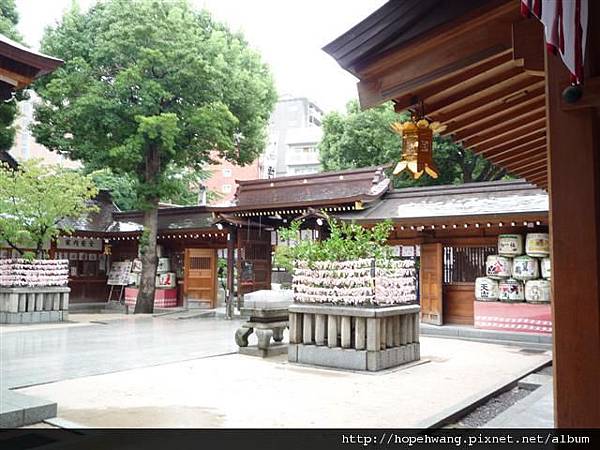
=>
[475,233,551,304]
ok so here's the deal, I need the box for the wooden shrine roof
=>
[0,34,63,99]
[323,0,549,189]
[220,166,391,214]
[337,179,548,226]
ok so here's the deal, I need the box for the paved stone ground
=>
[8,316,551,428]
[1,314,245,390]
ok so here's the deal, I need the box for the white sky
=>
[15,0,386,113]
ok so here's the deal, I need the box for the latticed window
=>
[443,246,496,284]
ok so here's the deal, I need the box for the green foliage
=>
[32,0,277,205]
[0,159,98,257]
[319,100,510,187]
[274,214,394,271]
[0,0,21,41]
[89,165,212,210]
[0,0,24,152]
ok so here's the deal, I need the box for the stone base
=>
[0,390,57,428]
[0,310,68,324]
[288,342,420,371]
[239,344,288,358]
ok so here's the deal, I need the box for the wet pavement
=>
[1,315,244,390]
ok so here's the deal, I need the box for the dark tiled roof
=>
[336,179,548,222]
[60,190,122,232]
[226,166,391,211]
[0,151,18,169]
[322,0,499,75]
[114,208,215,232]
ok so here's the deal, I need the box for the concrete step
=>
[187,300,213,310]
[0,390,57,428]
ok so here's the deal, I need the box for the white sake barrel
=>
[541,257,551,279]
[485,255,512,279]
[525,233,550,257]
[475,277,499,301]
[498,278,525,302]
[498,234,523,257]
[512,255,539,280]
[525,279,551,303]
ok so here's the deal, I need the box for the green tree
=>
[0,159,98,258]
[32,0,276,313]
[89,165,214,210]
[0,0,24,153]
[319,100,508,187]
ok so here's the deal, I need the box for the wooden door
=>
[184,248,217,308]
[420,243,443,325]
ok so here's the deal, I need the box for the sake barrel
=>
[541,257,551,279]
[525,279,551,303]
[485,255,512,279]
[512,255,539,280]
[498,278,525,302]
[498,234,523,257]
[525,233,550,257]
[475,277,499,301]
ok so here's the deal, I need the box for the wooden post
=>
[225,227,237,319]
[546,12,600,427]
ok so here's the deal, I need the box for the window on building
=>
[443,246,497,284]
[222,168,232,177]
[222,184,232,194]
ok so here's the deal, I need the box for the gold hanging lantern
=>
[391,108,445,179]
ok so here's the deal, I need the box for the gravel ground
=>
[449,385,536,428]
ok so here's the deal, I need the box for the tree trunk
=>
[134,144,160,314]
[134,204,158,313]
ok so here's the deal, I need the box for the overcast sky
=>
[15,0,386,113]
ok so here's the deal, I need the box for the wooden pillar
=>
[225,227,237,318]
[546,12,600,427]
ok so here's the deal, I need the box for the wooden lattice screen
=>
[443,246,496,284]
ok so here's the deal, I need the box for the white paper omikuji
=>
[292,258,417,306]
[0,259,69,287]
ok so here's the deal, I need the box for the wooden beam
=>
[546,28,600,426]
[426,71,535,115]
[481,137,546,161]
[451,104,546,141]
[442,88,545,134]
[393,52,514,112]
[477,129,546,157]
[467,120,545,151]
[508,160,547,177]
[502,153,546,171]
[512,17,545,76]
[491,145,546,166]
[463,116,546,148]
[435,80,545,122]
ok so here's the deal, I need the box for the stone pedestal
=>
[288,303,420,371]
[235,290,292,357]
[0,287,70,324]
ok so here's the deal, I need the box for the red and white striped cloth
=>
[521,0,588,83]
